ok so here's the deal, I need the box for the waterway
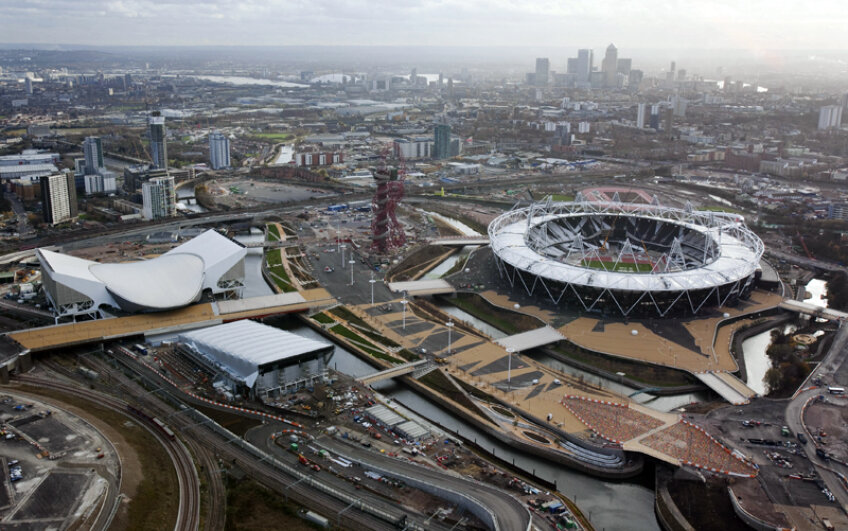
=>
[274,144,294,165]
[269,317,660,531]
[185,74,307,89]
[235,229,274,298]
[741,278,828,394]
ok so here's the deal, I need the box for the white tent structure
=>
[178,320,334,397]
[38,229,246,320]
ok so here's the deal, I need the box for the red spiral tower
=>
[370,147,406,253]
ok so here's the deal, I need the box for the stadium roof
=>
[179,320,333,388]
[489,202,763,293]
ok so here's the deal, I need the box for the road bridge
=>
[494,326,565,352]
[695,372,756,405]
[387,279,455,296]
[779,299,848,321]
[357,360,431,385]
[429,237,490,246]
[6,289,335,353]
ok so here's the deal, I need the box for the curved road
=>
[247,423,533,531]
[785,324,848,514]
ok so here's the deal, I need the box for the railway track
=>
[54,356,402,531]
[14,375,201,531]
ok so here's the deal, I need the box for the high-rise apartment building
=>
[148,115,168,169]
[83,136,104,175]
[535,58,550,86]
[636,103,647,129]
[208,132,231,170]
[818,105,843,130]
[601,44,618,87]
[40,173,78,225]
[433,124,452,160]
[142,175,177,220]
[576,49,593,82]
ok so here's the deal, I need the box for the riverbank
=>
[295,312,646,480]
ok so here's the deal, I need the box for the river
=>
[268,317,660,531]
[741,278,828,394]
[274,144,294,165]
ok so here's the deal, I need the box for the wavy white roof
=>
[90,254,204,310]
[38,229,246,314]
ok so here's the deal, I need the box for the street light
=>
[506,347,515,392]
[339,244,346,266]
[401,297,409,330]
[369,272,377,306]
[446,319,454,356]
[349,258,355,285]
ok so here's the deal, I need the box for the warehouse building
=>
[178,320,334,399]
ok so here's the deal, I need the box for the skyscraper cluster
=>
[531,45,635,89]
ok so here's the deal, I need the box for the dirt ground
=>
[805,401,848,462]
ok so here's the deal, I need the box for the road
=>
[784,323,848,514]
[317,436,533,531]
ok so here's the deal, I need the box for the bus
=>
[827,386,845,394]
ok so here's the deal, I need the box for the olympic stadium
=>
[37,229,247,320]
[488,197,764,317]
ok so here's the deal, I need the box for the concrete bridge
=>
[429,237,490,247]
[357,359,433,385]
[780,299,848,321]
[243,240,289,249]
[494,326,565,352]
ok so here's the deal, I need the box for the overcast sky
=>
[2,0,847,51]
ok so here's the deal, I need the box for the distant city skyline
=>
[2,1,847,50]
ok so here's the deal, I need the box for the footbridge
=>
[495,326,565,352]
[429,237,490,246]
[242,240,288,249]
[387,279,456,296]
[779,299,848,321]
[357,360,433,385]
[695,371,757,405]
[6,289,335,353]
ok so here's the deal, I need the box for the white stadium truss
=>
[488,196,764,317]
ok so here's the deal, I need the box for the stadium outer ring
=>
[487,199,764,317]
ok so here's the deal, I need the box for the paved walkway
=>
[346,298,758,475]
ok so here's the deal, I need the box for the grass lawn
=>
[549,194,575,202]
[266,224,282,241]
[580,259,654,272]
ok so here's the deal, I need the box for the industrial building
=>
[177,320,334,398]
[37,229,246,320]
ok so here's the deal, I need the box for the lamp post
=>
[340,244,346,266]
[446,320,454,355]
[369,272,377,306]
[349,258,355,285]
[506,347,515,393]
[401,297,408,331]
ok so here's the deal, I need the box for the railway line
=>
[45,356,411,531]
[13,374,201,531]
